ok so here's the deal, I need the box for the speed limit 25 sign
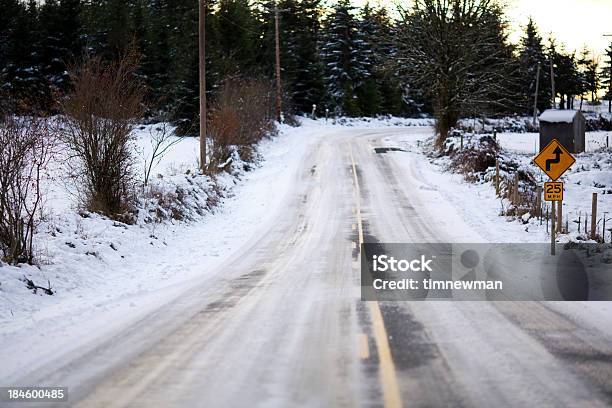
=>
[544,182,563,201]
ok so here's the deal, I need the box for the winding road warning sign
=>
[533,139,576,181]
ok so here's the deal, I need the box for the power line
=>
[216,13,260,36]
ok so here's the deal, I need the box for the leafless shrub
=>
[143,123,181,188]
[448,135,500,180]
[142,175,224,224]
[442,132,538,218]
[208,78,276,168]
[61,52,143,220]
[0,116,56,264]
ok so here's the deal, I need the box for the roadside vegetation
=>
[1,0,611,273]
[0,51,277,267]
[1,0,611,138]
[0,116,56,264]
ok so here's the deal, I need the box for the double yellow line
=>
[349,144,402,408]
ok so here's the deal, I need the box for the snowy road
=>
[5,127,612,407]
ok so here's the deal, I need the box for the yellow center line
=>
[349,144,402,408]
[359,333,370,359]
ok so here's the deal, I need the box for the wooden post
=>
[495,160,500,196]
[535,186,542,218]
[586,213,589,234]
[460,133,464,150]
[198,0,207,172]
[591,193,598,240]
[551,202,556,255]
[556,200,563,233]
[513,173,520,205]
[274,2,282,123]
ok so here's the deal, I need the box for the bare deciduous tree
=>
[61,53,143,219]
[143,123,180,188]
[0,116,55,264]
[396,0,519,146]
[208,78,276,168]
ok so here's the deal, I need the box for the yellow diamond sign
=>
[533,139,576,181]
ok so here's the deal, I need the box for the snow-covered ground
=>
[498,131,611,241]
[388,130,611,244]
[1,117,610,387]
[315,115,434,128]
[582,99,612,115]
[2,118,610,325]
[497,131,610,154]
[0,122,318,353]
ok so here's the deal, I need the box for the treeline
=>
[1,0,612,133]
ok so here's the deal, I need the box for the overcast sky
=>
[505,0,612,57]
[353,0,612,58]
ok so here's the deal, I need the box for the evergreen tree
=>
[553,47,580,109]
[291,0,326,114]
[138,0,173,114]
[107,0,131,55]
[577,47,600,106]
[518,18,551,115]
[320,0,368,116]
[166,0,200,131]
[602,42,612,113]
[38,0,83,101]
[212,0,259,78]
[354,4,381,116]
[256,0,325,114]
[0,0,47,111]
[368,8,409,116]
[257,0,326,114]
[0,0,605,121]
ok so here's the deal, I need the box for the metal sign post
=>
[551,201,556,255]
[534,139,576,255]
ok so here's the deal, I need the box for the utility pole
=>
[605,35,612,113]
[199,0,207,173]
[274,2,282,123]
[533,62,541,126]
[550,58,556,110]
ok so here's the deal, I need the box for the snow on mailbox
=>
[538,109,585,154]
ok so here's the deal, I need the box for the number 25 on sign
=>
[544,182,563,201]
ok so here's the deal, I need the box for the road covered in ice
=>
[2,120,612,407]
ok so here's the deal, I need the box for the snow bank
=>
[300,116,434,128]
